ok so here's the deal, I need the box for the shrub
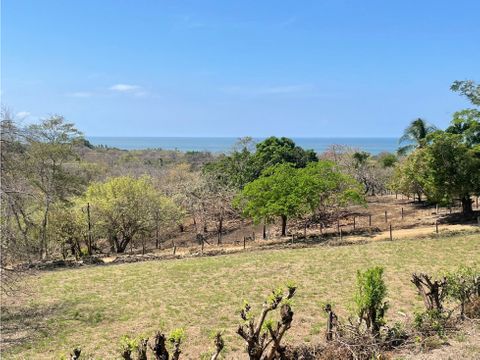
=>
[413,310,453,337]
[444,265,480,319]
[353,266,388,335]
[237,283,296,360]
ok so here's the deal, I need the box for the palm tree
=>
[398,118,437,156]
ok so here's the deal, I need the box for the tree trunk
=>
[86,202,92,255]
[41,199,50,260]
[281,215,287,236]
[461,196,473,214]
[217,216,223,245]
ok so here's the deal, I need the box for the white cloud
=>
[16,111,31,119]
[109,84,141,92]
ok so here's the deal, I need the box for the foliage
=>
[446,108,480,146]
[398,118,437,156]
[451,80,480,106]
[413,309,451,337]
[424,132,480,212]
[444,265,480,319]
[377,152,397,168]
[203,137,258,189]
[353,266,388,335]
[389,149,430,201]
[84,176,181,252]
[235,161,363,235]
[204,136,318,189]
[253,136,318,174]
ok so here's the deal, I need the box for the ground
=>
[2,231,480,359]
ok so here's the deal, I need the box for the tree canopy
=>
[235,161,364,236]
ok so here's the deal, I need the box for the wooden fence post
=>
[401,207,404,220]
[353,216,356,230]
[384,211,388,223]
[389,223,393,241]
[435,221,439,234]
[369,214,372,227]
[243,236,246,249]
[339,227,343,240]
[325,304,337,341]
[173,246,176,255]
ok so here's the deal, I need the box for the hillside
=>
[2,232,479,359]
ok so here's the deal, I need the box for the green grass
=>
[2,233,480,359]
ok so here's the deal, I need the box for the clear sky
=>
[1,0,479,137]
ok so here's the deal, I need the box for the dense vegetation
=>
[1,80,479,268]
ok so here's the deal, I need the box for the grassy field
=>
[2,232,480,359]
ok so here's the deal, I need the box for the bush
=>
[444,265,480,319]
[353,266,388,335]
[413,310,453,337]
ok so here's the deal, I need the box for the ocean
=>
[87,137,399,155]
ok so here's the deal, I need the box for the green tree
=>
[25,116,85,258]
[377,152,397,168]
[446,109,480,147]
[398,118,437,156]
[235,161,363,236]
[451,80,480,106]
[85,176,178,253]
[425,132,480,213]
[235,164,301,236]
[390,149,430,202]
[253,136,318,175]
[203,138,257,189]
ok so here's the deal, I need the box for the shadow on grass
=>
[0,301,67,351]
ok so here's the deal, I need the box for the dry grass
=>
[1,232,480,359]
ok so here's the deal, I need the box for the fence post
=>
[384,211,388,223]
[401,207,404,220]
[339,227,343,240]
[337,219,340,234]
[173,246,177,255]
[389,223,393,240]
[243,236,246,249]
[353,216,356,230]
[201,239,204,254]
[435,221,439,234]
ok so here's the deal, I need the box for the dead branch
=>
[411,273,447,311]
[210,332,225,360]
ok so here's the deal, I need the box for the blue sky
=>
[2,0,479,137]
